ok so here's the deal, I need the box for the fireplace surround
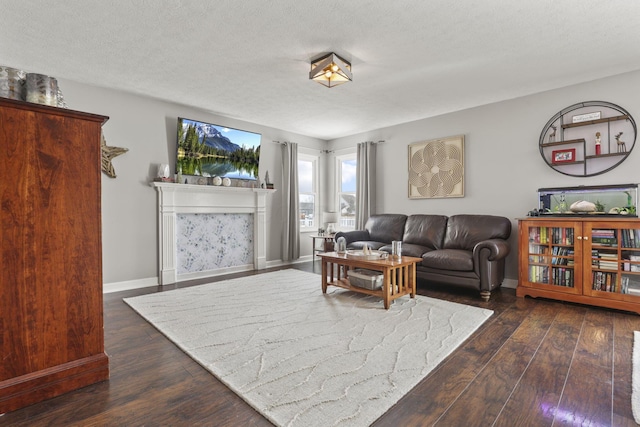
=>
[151,182,273,285]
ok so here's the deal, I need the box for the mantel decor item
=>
[157,164,170,179]
[0,66,26,100]
[408,134,464,199]
[539,101,636,177]
[309,52,352,88]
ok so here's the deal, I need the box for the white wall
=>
[327,70,640,284]
[57,79,325,287]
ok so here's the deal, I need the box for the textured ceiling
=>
[2,1,640,140]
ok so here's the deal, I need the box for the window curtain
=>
[356,141,376,229]
[281,142,300,261]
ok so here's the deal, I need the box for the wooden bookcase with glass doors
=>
[518,217,640,314]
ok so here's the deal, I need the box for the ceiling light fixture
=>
[309,53,352,88]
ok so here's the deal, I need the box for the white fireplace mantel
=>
[151,182,274,285]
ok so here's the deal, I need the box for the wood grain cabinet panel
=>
[0,98,109,413]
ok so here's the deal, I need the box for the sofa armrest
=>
[473,239,511,291]
[472,239,510,262]
[334,230,370,245]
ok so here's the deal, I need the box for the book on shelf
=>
[621,229,640,248]
[550,246,573,266]
[550,227,574,245]
[621,229,637,248]
[620,228,640,248]
[529,265,550,284]
[552,267,574,287]
[592,229,616,238]
[622,276,640,295]
[592,252,618,270]
[599,252,617,258]
[592,229,617,246]
[529,227,539,243]
[599,262,618,271]
[592,271,618,292]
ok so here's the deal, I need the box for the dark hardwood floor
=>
[3,262,640,426]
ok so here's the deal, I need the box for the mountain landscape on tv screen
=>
[177,118,261,180]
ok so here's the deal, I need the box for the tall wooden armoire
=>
[0,98,110,413]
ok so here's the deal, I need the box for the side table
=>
[310,234,335,260]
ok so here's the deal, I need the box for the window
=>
[298,154,318,230]
[337,153,357,230]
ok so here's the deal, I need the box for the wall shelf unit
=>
[539,102,636,177]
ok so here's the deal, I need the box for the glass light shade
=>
[309,53,352,88]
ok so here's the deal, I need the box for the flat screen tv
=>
[176,117,261,180]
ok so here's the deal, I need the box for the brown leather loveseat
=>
[334,213,512,301]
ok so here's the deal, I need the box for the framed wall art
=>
[408,134,464,199]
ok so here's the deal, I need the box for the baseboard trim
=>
[103,277,158,294]
[177,264,255,282]
[104,260,516,294]
[502,278,518,289]
[103,257,314,293]
[265,255,313,268]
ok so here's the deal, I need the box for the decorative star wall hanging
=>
[101,133,128,178]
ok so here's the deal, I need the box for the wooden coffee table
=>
[318,252,422,309]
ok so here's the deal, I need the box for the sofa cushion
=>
[379,242,434,258]
[443,214,512,251]
[365,214,408,244]
[422,249,473,271]
[347,241,386,251]
[402,214,448,249]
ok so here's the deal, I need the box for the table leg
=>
[312,237,317,261]
[410,263,416,298]
[321,259,328,293]
[383,268,391,309]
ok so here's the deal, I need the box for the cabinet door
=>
[519,221,582,295]
[583,221,640,302]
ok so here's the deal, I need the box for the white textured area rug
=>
[124,269,493,427]
[633,331,640,424]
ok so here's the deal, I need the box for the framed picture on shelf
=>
[552,148,576,164]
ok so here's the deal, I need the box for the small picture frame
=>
[572,111,601,123]
[552,148,576,164]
